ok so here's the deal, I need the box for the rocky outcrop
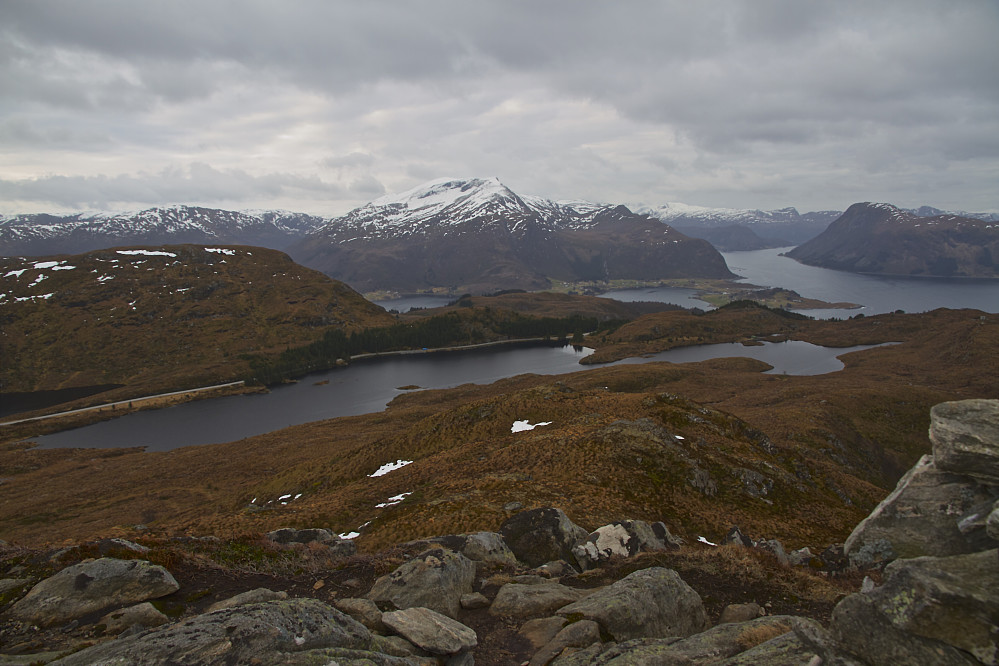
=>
[845,399,999,567]
[367,547,475,619]
[571,520,680,571]
[556,567,708,642]
[500,507,589,568]
[7,557,178,627]
[798,399,999,666]
[266,527,357,558]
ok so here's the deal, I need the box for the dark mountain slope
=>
[786,203,999,278]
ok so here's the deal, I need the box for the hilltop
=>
[0,245,393,405]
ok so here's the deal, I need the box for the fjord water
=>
[601,248,998,315]
[723,248,998,317]
[27,339,883,452]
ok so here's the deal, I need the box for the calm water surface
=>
[29,339,886,452]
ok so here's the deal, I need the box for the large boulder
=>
[489,582,587,618]
[556,567,707,641]
[427,531,519,566]
[7,557,178,627]
[844,455,998,566]
[571,520,680,571]
[49,598,376,665]
[930,399,999,483]
[367,548,475,619]
[500,507,589,568]
[381,607,477,657]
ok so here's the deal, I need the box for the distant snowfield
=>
[368,459,413,477]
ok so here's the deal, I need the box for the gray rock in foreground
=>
[7,557,179,627]
[367,548,475,619]
[50,598,374,665]
[500,507,589,568]
[381,606,477,656]
[489,581,586,618]
[557,567,707,642]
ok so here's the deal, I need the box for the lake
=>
[27,339,886,452]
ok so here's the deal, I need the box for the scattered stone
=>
[557,567,708,641]
[460,592,489,610]
[91,538,150,555]
[489,582,586,618]
[381,606,477,656]
[549,637,686,665]
[723,526,754,548]
[368,548,475,619]
[6,557,179,627]
[499,507,589,568]
[755,539,790,567]
[930,399,999,483]
[265,527,357,557]
[513,574,549,585]
[206,587,288,613]
[519,616,568,651]
[98,601,169,634]
[334,597,387,633]
[460,531,519,566]
[718,602,763,624]
[48,598,373,665]
[503,502,524,512]
[655,615,801,663]
[788,546,820,568]
[571,520,680,570]
[534,560,577,578]
[529,619,601,666]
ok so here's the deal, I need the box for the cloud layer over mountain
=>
[2,1,997,215]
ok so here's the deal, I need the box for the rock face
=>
[800,399,999,666]
[571,520,680,571]
[556,567,708,642]
[499,507,589,568]
[931,399,999,483]
[845,399,999,566]
[50,598,377,665]
[367,548,475,619]
[7,557,179,627]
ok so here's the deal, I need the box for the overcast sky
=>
[1,1,997,217]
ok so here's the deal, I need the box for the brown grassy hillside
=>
[0,245,394,399]
[1,308,995,553]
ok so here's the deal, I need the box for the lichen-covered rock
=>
[930,399,999,483]
[98,601,169,634]
[658,615,803,663]
[50,598,373,665]
[549,637,687,665]
[529,619,601,666]
[206,587,288,613]
[844,455,998,566]
[489,582,586,618]
[7,557,179,627]
[571,520,680,571]
[381,606,477,656]
[500,507,589,568]
[368,548,475,619]
[556,567,707,642]
[455,531,519,565]
[719,623,819,665]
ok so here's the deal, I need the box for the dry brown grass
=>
[736,621,793,650]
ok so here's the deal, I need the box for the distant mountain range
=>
[786,203,999,278]
[287,177,734,293]
[2,181,996,288]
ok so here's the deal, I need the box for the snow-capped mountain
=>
[636,202,842,247]
[288,177,735,294]
[0,206,326,257]
[786,203,999,278]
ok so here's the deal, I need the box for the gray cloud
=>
[1,1,996,215]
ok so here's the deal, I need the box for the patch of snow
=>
[675,435,685,440]
[3,269,26,278]
[32,261,61,269]
[375,492,412,508]
[52,265,76,270]
[511,420,553,433]
[116,249,178,257]
[697,536,718,547]
[339,531,361,540]
[205,247,236,255]
[369,459,413,477]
